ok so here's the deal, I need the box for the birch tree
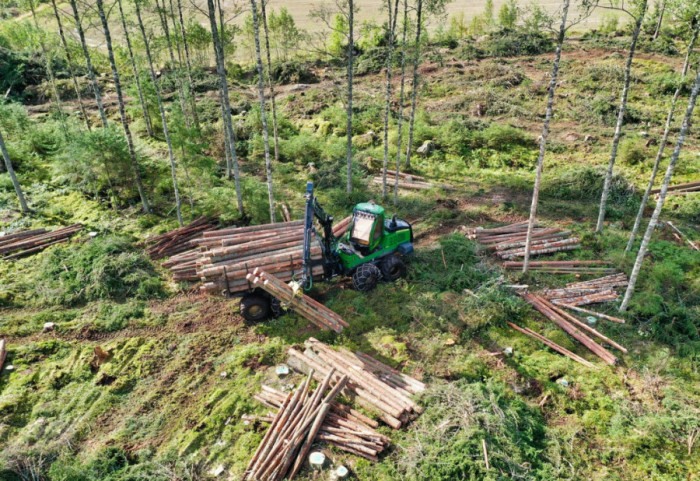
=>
[0,127,29,214]
[381,0,400,200]
[653,0,666,39]
[69,0,108,128]
[250,0,276,222]
[135,0,184,226]
[626,19,698,251]
[620,65,700,311]
[394,0,410,205]
[260,0,281,162]
[347,0,355,194]
[50,0,90,131]
[595,0,649,233]
[176,0,201,132]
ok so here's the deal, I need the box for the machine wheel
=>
[380,255,406,282]
[270,297,285,318]
[352,263,382,292]
[240,294,271,323]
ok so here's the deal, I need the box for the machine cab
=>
[349,203,385,253]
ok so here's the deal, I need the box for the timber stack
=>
[286,338,425,429]
[145,216,217,260]
[503,260,617,275]
[243,371,349,480]
[248,270,349,333]
[0,224,83,260]
[251,384,390,462]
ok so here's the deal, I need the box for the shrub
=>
[470,124,532,150]
[482,28,554,57]
[619,138,647,166]
[270,60,318,84]
[279,134,323,164]
[541,166,636,204]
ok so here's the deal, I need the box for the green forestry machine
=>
[239,182,414,322]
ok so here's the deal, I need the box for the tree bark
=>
[626,21,698,252]
[346,0,355,194]
[176,0,201,133]
[260,0,281,162]
[620,67,700,311]
[135,1,183,226]
[0,127,29,214]
[404,0,423,170]
[394,0,409,205]
[653,0,666,40]
[596,0,647,233]
[522,0,570,273]
[381,0,400,200]
[250,0,276,223]
[117,0,154,138]
[69,0,108,128]
[216,0,233,179]
[50,0,90,131]
[208,0,245,217]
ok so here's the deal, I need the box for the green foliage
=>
[269,60,318,84]
[619,138,647,166]
[470,124,532,150]
[542,165,636,204]
[95,301,147,332]
[600,13,620,34]
[482,28,554,57]
[33,236,165,307]
[498,0,519,29]
[328,13,349,58]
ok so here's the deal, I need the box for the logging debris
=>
[0,224,83,260]
[144,216,217,259]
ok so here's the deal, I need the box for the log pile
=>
[503,260,616,275]
[145,216,217,260]
[466,221,581,260]
[252,385,390,462]
[248,270,349,333]
[0,224,83,260]
[651,180,700,196]
[286,338,425,429]
[532,273,628,307]
[244,371,349,480]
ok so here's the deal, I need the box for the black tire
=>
[352,263,381,292]
[240,294,271,323]
[380,255,406,282]
[270,297,285,318]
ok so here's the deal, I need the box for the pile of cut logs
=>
[466,221,580,260]
[248,270,349,333]
[503,260,616,275]
[372,170,454,191]
[537,273,628,306]
[251,384,390,462]
[244,371,350,480]
[0,224,83,260]
[286,338,425,430]
[652,180,700,197]
[144,216,217,260]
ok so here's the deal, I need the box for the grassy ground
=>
[1,28,699,481]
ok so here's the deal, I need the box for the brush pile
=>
[651,180,700,196]
[244,371,349,480]
[466,221,580,260]
[372,170,454,191]
[0,224,82,260]
[248,270,349,333]
[144,216,217,260]
[286,338,425,430]
[252,384,391,462]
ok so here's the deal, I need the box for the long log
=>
[508,322,596,368]
[504,260,612,267]
[552,301,626,324]
[650,179,700,194]
[547,303,628,353]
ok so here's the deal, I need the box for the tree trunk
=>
[69,0,108,128]
[250,0,276,222]
[626,22,698,252]
[260,0,281,162]
[135,1,183,226]
[96,0,150,214]
[596,0,647,233]
[216,0,234,179]
[404,0,423,170]
[346,0,355,194]
[522,0,570,273]
[29,0,66,130]
[208,0,245,217]
[653,0,666,40]
[394,0,409,206]
[381,0,400,200]
[620,67,700,311]
[176,0,201,133]
[0,127,29,214]
[117,0,154,138]
[50,0,90,131]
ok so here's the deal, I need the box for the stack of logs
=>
[503,260,616,275]
[538,273,629,306]
[372,170,454,191]
[248,270,349,333]
[251,385,390,462]
[244,371,350,480]
[652,180,700,197]
[286,338,425,430]
[145,216,217,260]
[466,221,580,260]
[0,224,83,260]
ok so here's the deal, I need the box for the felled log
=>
[552,301,626,324]
[504,261,612,268]
[546,303,627,353]
[497,237,581,259]
[0,228,48,247]
[650,180,700,194]
[0,224,82,259]
[145,216,217,259]
[566,273,628,290]
[508,322,595,368]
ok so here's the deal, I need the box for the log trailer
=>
[239,182,414,322]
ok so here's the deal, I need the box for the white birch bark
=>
[0,127,29,214]
[346,0,355,194]
[394,0,409,205]
[404,0,423,170]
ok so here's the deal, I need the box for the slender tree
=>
[96,0,151,214]
[216,0,234,179]
[207,0,245,217]
[0,127,29,214]
[653,0,666,39]
[394,0,409,205]
[626,20,698,251]
[117,0,155,138]
[176,0,201,132]
[260,0,281,161]
[50,0,90,131]
[404,0,423,170]
[135,0,183,226]
[250,0,276,222]
[522,0,570,273]
[381,0,400,199]
[69,0,108,128]
[346,0,355,194]
[620,66,700,311]
[596,0,649,233]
